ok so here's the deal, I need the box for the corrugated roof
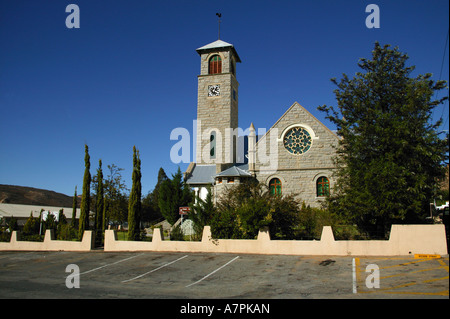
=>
[185,165,216,185]
[0,203,80,219]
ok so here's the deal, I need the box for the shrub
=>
[212,180,302,240]
[170,224,184,241]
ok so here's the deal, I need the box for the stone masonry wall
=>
[254,102,340,207]
[196,50,239,167]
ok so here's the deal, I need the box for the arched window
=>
[269,178,282,195]
[209,55,222,74]
[210,131,216,159]
[316,176,330,197]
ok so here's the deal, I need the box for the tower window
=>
[269,178,282,195]
[210,131,216,159]
[209,55,222,74]
[316,176,330,197]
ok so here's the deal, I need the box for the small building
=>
[0,203,80,227]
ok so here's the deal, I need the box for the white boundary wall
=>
[0,225,446,255]
[104,224,448,256]
[0,230,94,252]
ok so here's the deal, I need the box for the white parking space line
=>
[80,253,144,275]
[121,255,189,283]
[185,256,240,288]
[352,258,357,294]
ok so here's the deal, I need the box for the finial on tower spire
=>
[216,13,222,39]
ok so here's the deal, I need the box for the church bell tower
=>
[195,40,241,173]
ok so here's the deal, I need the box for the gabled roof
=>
[196,39,241,62]
[185,163,252,186]
[196,39,233,51]
[215,164,251,177]
[255,101,339,148]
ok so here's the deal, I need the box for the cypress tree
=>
[95,159,104,245]
[128,146,142,241]
[71,186,77,228]
[79,144,91,240]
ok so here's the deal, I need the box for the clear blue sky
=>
[1,0,448,196]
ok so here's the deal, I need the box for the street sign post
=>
[179,207,190,215]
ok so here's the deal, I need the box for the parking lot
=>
[0,251,448,300]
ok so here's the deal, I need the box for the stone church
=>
[185,39,339,208]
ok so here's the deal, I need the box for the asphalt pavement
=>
[0,251,448,300]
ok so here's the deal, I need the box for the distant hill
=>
[0,184,77,207]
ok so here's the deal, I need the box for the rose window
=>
[283,127,312,155]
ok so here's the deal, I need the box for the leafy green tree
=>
[268,194,302,240]
[128,146,142,241]
[318,42,449,237]
[212,180,301,239]
[103,164,129,227]
[158,167,193,225]
[79,144,91,240]
[142,167,168,223]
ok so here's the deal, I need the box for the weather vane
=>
[216,13,222,39]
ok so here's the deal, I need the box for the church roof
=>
[215,164,251,177]
[185,163,252,186]
[196,39,233,51]
[185,164,216,185]
[196,39,241,62]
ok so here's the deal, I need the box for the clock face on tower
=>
[208,84,220,97]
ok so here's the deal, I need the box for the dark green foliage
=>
[8,216,18,232]
[211,180,302,239]
[269,194,303,240]
[56,209,77,240]
[142,167,168,223]
[158,167,193,225]
[189,186,215,240]
[103,164,129,226]
[95,159,105,244]
[318,42,449,237]
[128,146,142,241]
[23,213,40,236]
[21,210,77,241]
[79,145,91,240]
[70,186,78,228]
[170,224,184,241]
[44,213,57,231]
